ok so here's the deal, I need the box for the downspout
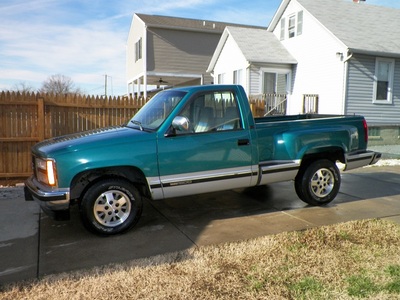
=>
[342,51,353,115]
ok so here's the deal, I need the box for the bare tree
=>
[11,81,36,93]
[40,74,82,94]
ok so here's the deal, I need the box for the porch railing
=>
[303,94,319,113]
[249,93,287,117]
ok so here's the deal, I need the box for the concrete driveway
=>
[1,164,400,285]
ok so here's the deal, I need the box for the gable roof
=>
[135,13,264,34]
[207,26,296,72]
[269,0,400,57]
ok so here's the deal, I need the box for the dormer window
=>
[281,11,303,40]
[288,15,296,38]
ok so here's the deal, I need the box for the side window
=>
[373,58,395,104]
[288,15,296,38]
[176,91,242,134]
[233,69,243,85]
[135,38,142,62]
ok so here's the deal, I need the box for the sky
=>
[1,0,400,96]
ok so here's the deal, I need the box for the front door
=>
[157,89,254,199]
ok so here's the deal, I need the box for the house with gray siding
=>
[208,0,400,144]
[126,13,264,98]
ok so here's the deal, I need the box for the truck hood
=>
[33,126,150,157]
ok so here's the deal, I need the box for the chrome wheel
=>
[295,159,340,206]
[93,190,132,227]
[310,168,335,198]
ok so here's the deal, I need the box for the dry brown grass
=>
[1,219,400,300]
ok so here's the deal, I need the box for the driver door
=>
[157,89,255,199]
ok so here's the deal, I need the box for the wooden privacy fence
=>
[0,91,147,183]
[1,91,285,184]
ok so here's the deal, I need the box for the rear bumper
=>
[344,150,382,171]
[24,176,71,219]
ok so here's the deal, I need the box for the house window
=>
[233,69,243,85]
[218,73,225,84]
[282,11,303,40]
[262,71,290,94]
[368,127,381,137]
[135,38,142,62]
[263,72,276,94]
[288,15,296,38]
[373,58,395,104]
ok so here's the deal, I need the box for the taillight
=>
[362,119,368,143]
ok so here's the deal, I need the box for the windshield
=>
[127,90,187,131]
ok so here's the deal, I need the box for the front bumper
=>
[344,150,382,171]
[24,175,71,219]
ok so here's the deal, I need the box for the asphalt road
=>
[1,164,400,285]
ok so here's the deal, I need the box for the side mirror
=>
[172,116,190,132]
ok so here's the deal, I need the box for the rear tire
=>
[80,179,143,235]
[295,159,340,206]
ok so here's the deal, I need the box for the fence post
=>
[37,97,45,141]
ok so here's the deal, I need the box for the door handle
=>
[238,139,250,146]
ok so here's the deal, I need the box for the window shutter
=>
[280,18,285,40]
[297,11,303,36]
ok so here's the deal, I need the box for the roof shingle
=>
[297,0,400,56]
[226,26,297,64]
[136,13,265,33]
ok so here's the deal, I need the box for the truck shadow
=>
[38,170,400,278]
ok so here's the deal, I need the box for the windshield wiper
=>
[130,120,143,131]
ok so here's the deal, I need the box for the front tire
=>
[295,159,341,206]
[80,179,143,235]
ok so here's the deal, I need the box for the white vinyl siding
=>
[250,67,261,94]
[272,0,346,115]
[212,34,248,89]
[126,15,146,83]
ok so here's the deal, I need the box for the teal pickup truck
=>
[25,85,381,235]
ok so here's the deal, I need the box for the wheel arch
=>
[69,166,151,202]
[299,146,345,171]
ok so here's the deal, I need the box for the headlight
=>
[35,157,57,186]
